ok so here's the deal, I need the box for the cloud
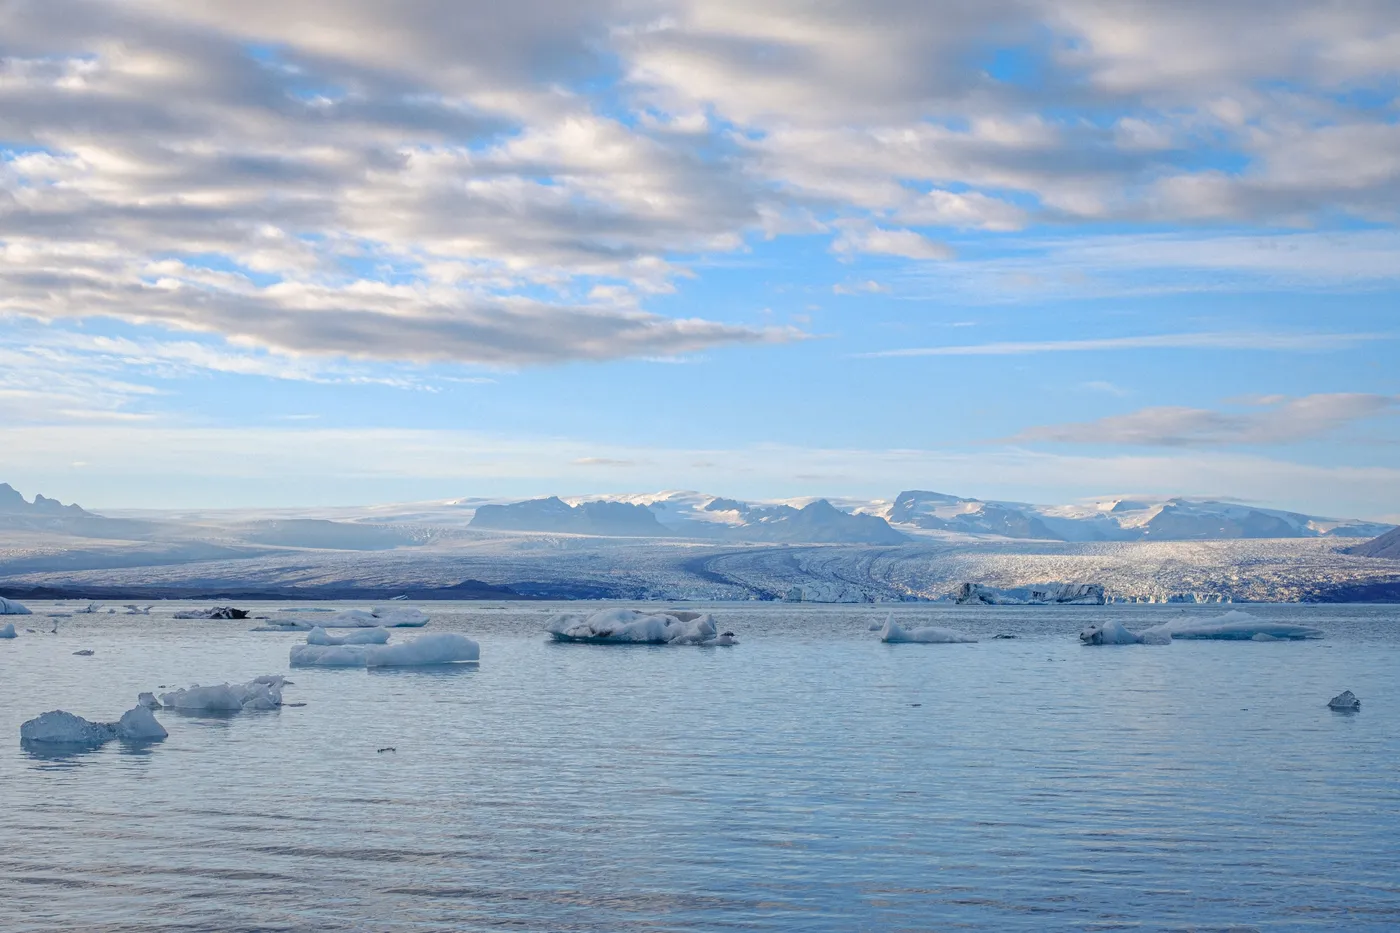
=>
[861,331,1390,358]
[1011,393,1399,447]
[572,457,636,466]
[833,279,888,295]
[833,226,953,261]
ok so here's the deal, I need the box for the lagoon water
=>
[2,601,1398,932]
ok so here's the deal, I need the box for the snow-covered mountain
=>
[1349,526,1400,559]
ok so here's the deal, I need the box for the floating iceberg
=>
[879,615,977,644]
[306,625,390,645]
[251,620,315,632]
[158,676,286,712]
[1328,690,1361,711]
[0,622,15,638]
[1139,611,1323,641]
[173,606,249,620]
[290,643,372,667]
[322,606,430,628]
[1079,621,1171,646]
[0,596,32,615]
[545,608,723,645]
[20,705,167,746]
[956,583,1105,606]
[365,632,480,667]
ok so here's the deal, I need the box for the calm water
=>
[2,601,1398,932]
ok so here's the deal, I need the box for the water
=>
[2,601,1398,932]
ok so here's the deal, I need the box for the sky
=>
[1,0,1398,518]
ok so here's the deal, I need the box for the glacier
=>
[956,583,1105,605]
[879,615,977,644]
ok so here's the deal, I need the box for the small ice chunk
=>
[1328,690,1360,711]
[0,622,16,638]
[307,625,390,646]
[73,649,95,656]
[1079,621,1145,646]
[371,606,430,627]
[158,677,284,711]
[114,706,168,741]
[138,692,160,709]
[251,620,315,632]
[0,596,32,615]
[290,643,372,667]
[365,632,480,667]
[880,615,977,644]
[20,710,115,745]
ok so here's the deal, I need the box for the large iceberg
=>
[158,675,286,711]
[306,625,390,645]
[290,643,372,667]
[0,622,16,638]
[956,583,1105,605]
[20,706,167,746]
[1140,611,1322,641]
[365,632,480,667]
[545,608,722,645]
[879,615,977,644]
[322,606,430,628]
[0,596,32,615]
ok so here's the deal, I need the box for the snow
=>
[1328,690,1360,711]
[0,596,31,615]
[158,677,285,711]
[1139,610,1323,641]
[365,632,480,667]
[545,608,724,645]
[879,615,977,644]
[290,643,372,667]
[20,706,166,745]
[306,625,390,645]
[0,622,15,638]
[322,606,430,628]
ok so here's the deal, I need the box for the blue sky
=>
[1,1,1397,517]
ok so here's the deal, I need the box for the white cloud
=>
[861,331,1389,358]
[832,226,953,261]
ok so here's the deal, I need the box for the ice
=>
[0,596,32,614]
[306,625,390,645]
[1328,690,1360,711]
[19,706,166,745]
[115,706,168,740]
[251,620,315,632]
[138,692,160,709]
[956,583,1105,605]
[290,643,372,667]
[365,632,480,667]
[173,607,249,620]
[545,608,723,645]
[879,615,977,644]
[0,622,16,638]
[322,606,430,628]
[1140,610,1323,641]
[158,677,284,711]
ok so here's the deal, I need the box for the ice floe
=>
[1078,621,1171,646]
[306,625,390,645]
[1328,690,1361,711]
[545,608,726,645]
[322,606,430,628]
[879,615,977,644]
[158,676,287,712]
[1139,611,1323,641]
[0,622,16,638]
[20,706,167,746]
[173,606,249,620]
[0,596,31,614]
[366,632,480,666]
[290,643,373,667]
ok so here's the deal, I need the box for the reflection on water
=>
[1,601,1398,931]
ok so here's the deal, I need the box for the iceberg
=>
[306,625,390,645]
[20,705,167,746]
[173,606,249,620]
[0,596,32,615]
[290,643,372,667]
[1079,620,1170,645]
[545,608,723,645]
[956,583,1105,606]
[1140,611,1323,641]
[322,606,430,628]
[0,622,16,638]
[879,615,977,644]
[365,632,480,667]
[1328,690,1361,711]
[158,676,285,712]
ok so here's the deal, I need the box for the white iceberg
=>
[20,705,167,745]
[138,692,160,709]
[251,620,315,632]
[365,632,480,667]
[1140,611,1323,641]
[1328,690,1360,711]
[545,608,722,645]
[0,622,16,638]
[1078,621,1170,646]
[306,625,390,645]
[173,607,249,620]
[956,583,1104,606]
[290,643,372,667]
[322,606,430,628]
[158,676,285,712]
[879,615,977,644]
[0,596,32,615]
